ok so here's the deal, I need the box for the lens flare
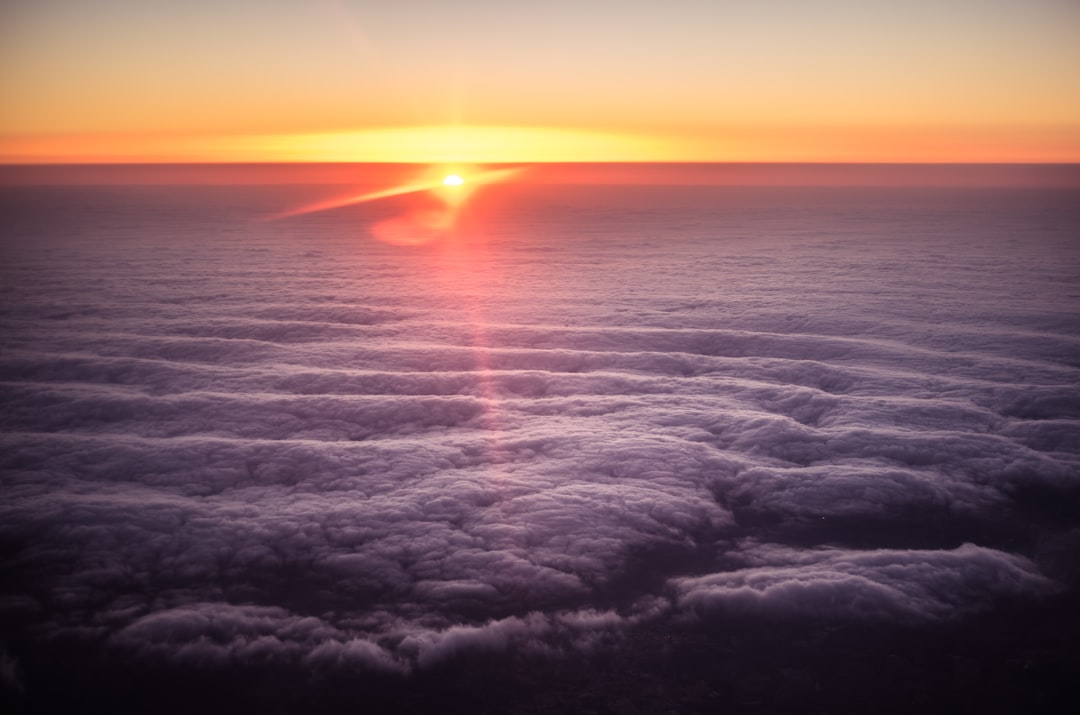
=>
[265,166,522,222]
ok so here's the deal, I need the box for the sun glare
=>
[266,165,524,223]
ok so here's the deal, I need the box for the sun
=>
[266,166,526,221]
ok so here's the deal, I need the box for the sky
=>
[1,0,1079,162]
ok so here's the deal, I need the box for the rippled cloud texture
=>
[2,175,1079,711]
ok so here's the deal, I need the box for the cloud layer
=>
[2,183,1079,705]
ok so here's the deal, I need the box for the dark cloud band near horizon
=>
[1,182,1079,709]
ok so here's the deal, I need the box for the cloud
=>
[2,181,1078,706]
[672,542,1058,623]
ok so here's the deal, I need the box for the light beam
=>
[265,166,523,221]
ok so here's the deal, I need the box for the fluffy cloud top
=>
[2,183,1078,696]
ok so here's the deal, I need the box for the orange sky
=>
[2,0,1079,163]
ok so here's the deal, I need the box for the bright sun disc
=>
[442,174,464,186]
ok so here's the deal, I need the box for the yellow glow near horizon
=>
[3,123,1078,164]
[0,126,690,164]
[443,174,464,186]
[246,126,681,163]
[0,126,685,164]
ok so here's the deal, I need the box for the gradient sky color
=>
[1,0,1079,163]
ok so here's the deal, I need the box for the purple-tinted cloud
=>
[2,181,1078,701]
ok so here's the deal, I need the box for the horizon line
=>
[3,160,1080,166]
[4,161,1078,188]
